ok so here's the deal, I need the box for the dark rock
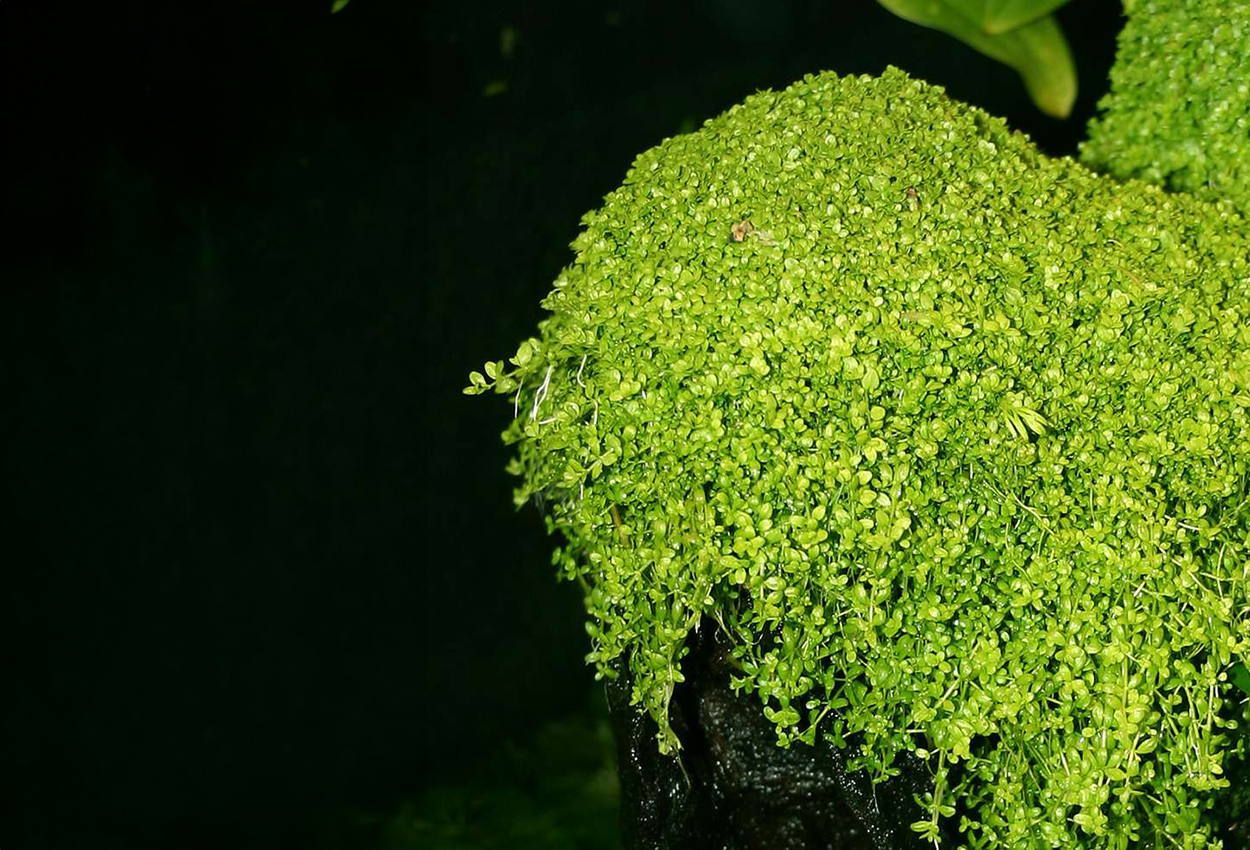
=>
[606,622,941,850]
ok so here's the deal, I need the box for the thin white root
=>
[530,364,553,421]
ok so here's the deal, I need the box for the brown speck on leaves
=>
[731,219,774,245]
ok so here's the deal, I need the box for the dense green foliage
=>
[468,66,1250,847]
[1080,0,1250,214]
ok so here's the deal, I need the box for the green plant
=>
[467,4,1249,847]
[876,0,1078,118]
[1080,0,1250,213]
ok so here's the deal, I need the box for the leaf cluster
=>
[1081,0,1250,216]
[468,67,1250,847]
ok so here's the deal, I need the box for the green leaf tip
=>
[876,0,1077,117]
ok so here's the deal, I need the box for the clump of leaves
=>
[468,67,1250,847]
[1081,0,1250,215]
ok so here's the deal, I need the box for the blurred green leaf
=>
[361,697,620,850]
[1233,661,1250,697]
[876,0,1077,117]
[978,0,1073,34]
[331,0,351,13]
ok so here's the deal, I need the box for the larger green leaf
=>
[1233,661,1250,697]
[876,0,1077,118]
[978,0,1074,34]
[891,0,1075,35]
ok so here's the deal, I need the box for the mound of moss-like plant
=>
[1081,0,1250,214]
[467,65,1249,847]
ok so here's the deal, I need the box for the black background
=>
[1,1,1122,847]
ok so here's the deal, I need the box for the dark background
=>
[1,1,1123,847]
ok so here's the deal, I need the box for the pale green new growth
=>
[469,66,1250,848]
[1081,0,1250,214]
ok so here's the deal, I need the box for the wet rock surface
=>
[606,625,1250,849]
[605,624,940,850]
